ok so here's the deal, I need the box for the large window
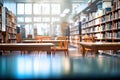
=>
[25,17,32,23]
[25,24,33,38]
[33,4,41,15]
[42,17,50,22]
[17,3,61,37]
[51,4,61,15]
[41,4,50,15]
[34,17,41,22]
[34,23,50,36]
[25,3,32,14]
[51,17,60,22]
[17,3,24,14]
[17,17,24,23]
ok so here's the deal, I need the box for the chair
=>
[84,36,97,56]
[51,36,68,56]
[35,36,42,43]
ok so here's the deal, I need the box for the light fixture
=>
[63,9,70,14]
[60,13,66,17]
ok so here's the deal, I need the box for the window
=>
[25,3,32,14]
[17,17,24,23]
[54,24,61,36]
[17,3,24,14]
[51,4,61,15]
[41,4,50,15]
[34,23,50,36]
[17,2,61,37]
[33,4,41,15]
[25,17,32,23]
[42,17,50,22]
[25,24,33,38]
[34,17,41,22]
[51,17,60,22]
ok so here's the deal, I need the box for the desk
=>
[0,43,54,54]
[22,40,65,43]
[79,42,120,56]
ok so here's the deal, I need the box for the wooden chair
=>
[84,36,97,56]
[51,36,68,56]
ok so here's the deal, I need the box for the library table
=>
[0,43,54,54]
[22,40,65,43]
[79,42,120,56]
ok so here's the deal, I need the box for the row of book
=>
[94,32,120,39]
[6,27,17,34]
[0,24,1,31]
[113,31,120,39]
[82,3,120,24]
[8,34,16,39]
[82,31,120,39]
[70,31,79,35]
[82,21,120,31]
[0,32,2,39]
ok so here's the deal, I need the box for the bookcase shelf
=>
[69,20,81,48]
[72,0,120,54]
[1,6,17,43]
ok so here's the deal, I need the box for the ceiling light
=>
[63,9,70,14]
[60,13,66,17]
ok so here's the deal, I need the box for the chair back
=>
[57,36,64,48]
[64,36,68,49]
[84,36,97,42]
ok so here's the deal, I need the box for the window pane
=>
[17,3,24,14]
[34,23,50,36]
[17,17,24,22]
[25,17,32,23]
[55,24,61,36]
[25,24,33,38]
[41,4,50,15]
[51,4,61,15]
[25,3,32,14]
[34,17,41,22]
[42,17,50,22]
[33,4,41,15]
[51,17,60,22]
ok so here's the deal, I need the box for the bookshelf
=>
[0,4,2,43]
[81,0,120,42]
[80,0,120,54]
[1,7,17,43]
[69,19,81,48]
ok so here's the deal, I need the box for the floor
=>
[0,47,120,79]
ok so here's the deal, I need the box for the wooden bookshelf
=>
[69,20,81,48]
[1,6,17,43]
[81,0,120,43]
[72,0,120,54]
[0,4,2,43]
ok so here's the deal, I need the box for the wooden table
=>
[79,42,120,56]
[0,43,54,54]
[22,40,65,43]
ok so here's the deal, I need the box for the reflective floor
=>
[0,48,120,79]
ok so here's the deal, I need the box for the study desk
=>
[22,40,65,43]
[79,42,120,56]
[0,43,54,54]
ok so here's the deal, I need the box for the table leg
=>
[0,51,2,55]
[94,49,98,57]
[82,46,85,56]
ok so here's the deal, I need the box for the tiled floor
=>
[0,47,120,79]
